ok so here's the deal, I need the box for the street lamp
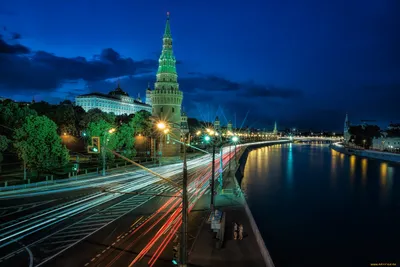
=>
[156,120,189,267]
[203,128,224,212]
[102,128,116,176]
[231,136,239,167]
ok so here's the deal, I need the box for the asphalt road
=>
[0,141,284,267]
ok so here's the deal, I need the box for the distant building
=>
[75,83,151,115]
[214,116,221,131]
[181,111,189,134]
[273,121,278,135]
[227,120,233,133]
[145,83,152,106]
[344,113,351,143]
[372,137,400,151]
[388,123,400,131]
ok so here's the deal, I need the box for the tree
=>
[0,101,38,135]
[132,110,153,136]
[54,104,77,135]
[0,135,10,173]
[116,118,136,158]
[349,125,381,148]
[87,119,118,161]
[14,115,69,175]
[80,108,116,130]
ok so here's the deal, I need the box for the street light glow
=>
[163,129,169,134]
[157,122,166,129]
[232,136,239,143]
[108,128,116,133]
[204,135,211,142]
[196,130,201,136]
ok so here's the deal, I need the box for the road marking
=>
[91,258,95,262]
[84,263,89,266]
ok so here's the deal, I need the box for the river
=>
[241,143,399,267]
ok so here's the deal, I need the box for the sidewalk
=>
[188,170,267,267]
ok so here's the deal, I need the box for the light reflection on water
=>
[242,144,399,267]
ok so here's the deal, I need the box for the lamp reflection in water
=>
[330,150,337,186]
[340,153,345,166]
[349,155,356,184]
[361,158,368,185]
[380,162,387,186]
[287,143,293,185]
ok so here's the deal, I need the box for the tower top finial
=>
[164,12,172,37]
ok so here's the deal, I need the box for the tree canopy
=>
[14,115,69,172]
[131,110,153,136]
[349,125,381,148]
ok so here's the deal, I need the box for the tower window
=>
[172,107,175,113]
[161,107,164,113]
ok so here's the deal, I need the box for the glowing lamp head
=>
[163,129,169,134]
[157,122,166,130]
[232,136,239,143]
[108,128,116,134]
[204,135,211,142]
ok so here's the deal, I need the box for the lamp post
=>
[232,136,239,167]
[102,128,116,176]
[157,121,188,267]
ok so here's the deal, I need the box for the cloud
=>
[0,35,158,91]
[0,37,30,54]
[239,85,303,98]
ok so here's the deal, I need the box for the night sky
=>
[0,0,399,131]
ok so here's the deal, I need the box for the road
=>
[0,140,286,267]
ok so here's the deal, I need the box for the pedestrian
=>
[239,224,244,240]
[233,222,238,240]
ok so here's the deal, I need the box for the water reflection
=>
[380,162,387,186]
[330,150,337,186]
[349,155,356,183]
[340,153,344,166]
[361,158,367,185]
[287,143,293,185]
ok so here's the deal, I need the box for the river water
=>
[241,143,399,267]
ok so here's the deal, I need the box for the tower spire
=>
[164,12,171,38]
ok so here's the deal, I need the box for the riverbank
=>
[330,142,400,163]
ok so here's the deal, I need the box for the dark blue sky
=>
[0,0,399,131]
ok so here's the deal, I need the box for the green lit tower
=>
[273,121,278,135]
[152,12,183,157]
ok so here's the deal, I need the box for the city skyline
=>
[0,0,399,131]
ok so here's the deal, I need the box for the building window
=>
[161,107,163,113]
[172,107,175,113]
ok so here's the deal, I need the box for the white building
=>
[75,84,152,115]
[372,137,400,151]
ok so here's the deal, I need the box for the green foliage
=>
[0,101,38,134]
[0,135,10,164]
[349,125,381,148]
[54,104,77,135]
[131,110,153,136]
[30,101,56,118]
[87,119,118,160]
[14,115,69,172]
[0,135,9,152]
[116,118,136,158]
[80,108,116,130]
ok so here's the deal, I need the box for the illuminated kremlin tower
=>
[151,13,183,157]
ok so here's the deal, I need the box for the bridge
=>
[282,136,343,144]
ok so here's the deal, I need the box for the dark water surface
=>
[242,144,399,267]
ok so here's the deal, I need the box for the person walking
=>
[239,224,244,240]
[233,222,238,240]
